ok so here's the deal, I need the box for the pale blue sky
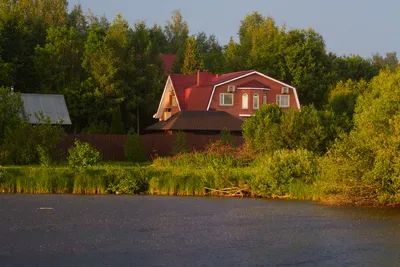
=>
[69,0,400,58]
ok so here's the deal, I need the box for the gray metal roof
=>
[21,93,72,125]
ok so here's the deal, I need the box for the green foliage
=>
[172,131,187,155]
[250,149,318,197]
[109,107,125,134]
[0,87,23,140]
[37,145,52,167]
[181,36,204,74]
[243,104,348,154]
[319,68,400,204]
[242,104,284,153]
[67,140,101,170]
[0,110,65,165]
[220,128,234,147]
[105,166,149,194]
[0,166,149,195]
[124,130,146,162]
[328,79,369,120]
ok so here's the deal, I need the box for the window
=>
[220,93,234,106]
[253,93,259,109]
[276,95,290,107]
[170,95,177,106]
[263,94,267,105]
[242,93,248,109]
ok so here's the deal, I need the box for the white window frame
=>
[242,93,248,109]
[220,93,234,106]
[263,94,267,105]
[276,95,290,108]
[253,93,259,109]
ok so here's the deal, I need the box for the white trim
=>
[206,71,300,110]
[153,76,182,119]
[219,93,234,106]
[239,114,253,117]
[237,87,270,90]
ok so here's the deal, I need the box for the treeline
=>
[0,0,398,133]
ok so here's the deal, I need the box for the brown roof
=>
[146,111,244,132]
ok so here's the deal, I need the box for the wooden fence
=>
[58,133,244,161]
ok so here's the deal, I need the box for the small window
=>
[170,95,177,107]
[242,93,248,109]
[220,93,234,106]
[276,95,290,107]
[253,93,259,109]
[263,94,267,105]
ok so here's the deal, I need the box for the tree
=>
[328,79,369,120]
[196,32,224,73]
[333,54,380,82]
[181,36,204,74]
[128,21,165,133]
[372,52,399,72]
[109,106,125,134]
[242,104,283,153]
[224,38,243,72]
[164,9,188,54]
[0,86,23,140]
[320,68,400,204]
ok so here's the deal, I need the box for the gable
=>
[207,71,300,110]
[237,79,270,89]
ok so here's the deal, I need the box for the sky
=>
[68,0,400,58]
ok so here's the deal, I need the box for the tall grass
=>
[0,166,149,194]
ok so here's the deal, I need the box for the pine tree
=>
[181,36,204,75]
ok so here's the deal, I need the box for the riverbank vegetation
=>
[1,1,400,206]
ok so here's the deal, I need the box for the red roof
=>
[170,70,255,111]
[161,54,176,74]
[169,74,197,109]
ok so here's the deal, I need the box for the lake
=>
[0,195,399,266]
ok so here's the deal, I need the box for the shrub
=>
[0,112,65,165]
[124,131,146,162]
[250,149,318,198]
[68,140,101,170]
[220,128,234,147]
[172,130,187,155]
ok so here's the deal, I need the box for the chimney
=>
[215,74,219,78]
[197,70,213,86]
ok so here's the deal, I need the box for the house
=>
[21,93,72,125]
[153,70,300,122]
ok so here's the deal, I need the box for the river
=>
[0,195,399,266]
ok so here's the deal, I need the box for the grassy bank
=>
[1,146,399,206]
[0,147,320,201]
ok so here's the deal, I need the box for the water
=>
[0,195,399,266]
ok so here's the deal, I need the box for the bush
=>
[0,112,65,165]
[124,131,146,162]
[250,149,318,198]
[172,130,187,155]
[68,140,101,170]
